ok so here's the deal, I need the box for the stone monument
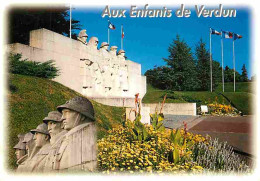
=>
[18,123,51,172]
[77,29,88,45]
[42,111,67,172]
[55,96,97,172]
[13,134,26,165]
[7,28,147,107]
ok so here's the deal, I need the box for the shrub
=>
[98,120,206,174]
[8,53,59,79]
[192,138,250,173]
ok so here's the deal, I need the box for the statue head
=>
[100,42,109,51]
[110,46,118,56]
[13,134,26,160]
[117,49,126,58]
[43,111,63,138]
[88,37,99,48]
[30,123,50,148]
[22,132,34,157]
[57,97,95,131]
[77,29,88,44]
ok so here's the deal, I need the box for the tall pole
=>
[121,25,123,50]
[108,28,110,45]
[210,29,212,92]
[221,36,225,92]
[233,40,236,92]
[70,4,72,39]
[108,20,110,46]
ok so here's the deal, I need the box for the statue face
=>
[104,45,109,50]
[47,121,62,138]
[33,132,48,148]
[15,149,26,160]
[61,109,80,130]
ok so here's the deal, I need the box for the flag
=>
[234,33,242,40]
[222,31,233,39]
[210,28,221,35]
[122,26,124,39]
[108,20,115,30]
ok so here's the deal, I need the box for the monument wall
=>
[7,28,146,107]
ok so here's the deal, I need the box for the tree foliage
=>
[162,35,199,91]
[241,64,249,82]
[145,36,249,91]
[9,53,59,79]
[8,6,81,44]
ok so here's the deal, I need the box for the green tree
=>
[224,65,242,82]
[195,39,211,91]
[224,66,233,82]
[8,6,81,44]
[163,35,198,91]
[241,64,249,82]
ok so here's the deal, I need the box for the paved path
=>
[163,115,254,156]
[188,115,254,155]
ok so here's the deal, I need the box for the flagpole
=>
[70,4,72,39]
[121,25,123,50]
[221,33,224,92]
[108,28,110,45]
[210,28,212,92]
[233,39,236,92]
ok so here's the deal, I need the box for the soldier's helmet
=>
[100,42,109,48]
[110,46,118,51]
[43,111,62,124]
[89,37,99,46]
[57,96,95,122]
[13,134,26,150]
[22,132,34,143]
[78,29,88,38]
[118,49,125,55]
[30,123,49,136]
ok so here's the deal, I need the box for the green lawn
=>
[215,82,255,93]
[7,74,125,170]
[143,83,253,115]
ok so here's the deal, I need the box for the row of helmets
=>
[77,29,125,56]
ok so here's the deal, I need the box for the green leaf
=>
[173,147,180,164]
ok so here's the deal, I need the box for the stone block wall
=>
[7,28,147,107]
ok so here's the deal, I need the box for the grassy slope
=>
[143,83,254,115]
[7,74,124,170]
[215,82,255,93]
[143,84,229,105]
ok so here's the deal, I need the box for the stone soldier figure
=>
[77,29,88,45]
[88,37,99,49]
[42,111,68,172]
[100,42,112,93]
[22,132,35,158]
[21,123,51,172]
[16,132,35,172]
[117,49,126,60]
[13,134,26,166]
[55,96,97,172]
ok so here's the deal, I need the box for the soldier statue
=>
[18,123,51,172]
[77,29,88,45]
[42,111,67,172]
[55,96,97,172]
[13,134,26,166]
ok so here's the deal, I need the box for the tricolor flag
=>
[210,28,221,35]
[234,33,242,40]
[108,20,116,30]
[222,31,233,39]
[122,26,124,39]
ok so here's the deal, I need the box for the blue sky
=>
[71,5,252,78]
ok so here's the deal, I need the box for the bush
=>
[8,53,59,79]
[192,138,250,173]
[98,118,206,174]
